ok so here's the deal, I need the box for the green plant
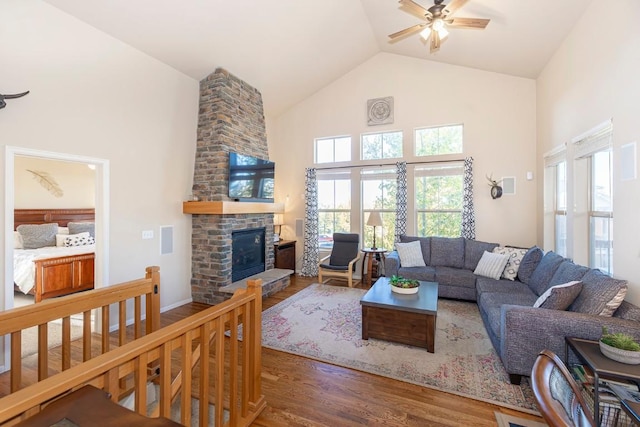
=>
[389,275,419,289]
[601,327,640,351]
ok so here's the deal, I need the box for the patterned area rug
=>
[262,283,539,413]
[495,412,547,427]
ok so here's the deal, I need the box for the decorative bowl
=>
[391,284,419,294]
[599,340,640,365]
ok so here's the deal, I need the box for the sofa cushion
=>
[533,281,583,310]
[569,269,628,316]
[527,251,565,296]
[435,266,477,289]
[400,236,431,266]
[478,292,538,340]
[475,277,535,298]
[517,246,544,284]
[548,260,589,288]
[493,247,528,281]
[430,237,465,268]
[395,240,426,267]
[398,266,436,282]
[473,251,509,280]
[464,239,499,271]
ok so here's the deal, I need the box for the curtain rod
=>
[314,158,467,171]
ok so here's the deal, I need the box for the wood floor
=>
[1,275,545,426]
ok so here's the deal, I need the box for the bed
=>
[13,208,95,303]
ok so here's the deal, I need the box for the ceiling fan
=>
[389,0,490,53]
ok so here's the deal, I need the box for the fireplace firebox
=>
[232,227,266,282]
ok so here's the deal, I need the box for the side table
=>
[565,337,640,426]
[361,248,387,286]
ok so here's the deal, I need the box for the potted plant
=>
[599,327,640,364]
[389,275,420,294]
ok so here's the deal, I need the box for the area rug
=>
[495,412,547,427]
[21,318,84,358]
[261,283,539,413]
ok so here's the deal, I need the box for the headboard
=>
[14,208,95,230]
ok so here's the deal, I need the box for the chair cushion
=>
[517,246,544,284]
[430,237,465,268]
[328,233,359,266]
[319,263,348,271]
[395,240,426,267]
[464,239,499,271]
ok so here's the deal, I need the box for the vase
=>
[599,340,640,365]
[391,285,419,295]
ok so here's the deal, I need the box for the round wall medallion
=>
[367,97,394,126]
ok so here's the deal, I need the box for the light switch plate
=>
[142,230,154,239]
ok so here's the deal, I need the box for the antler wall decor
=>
[0,91,30,109]
[486,173,503,199]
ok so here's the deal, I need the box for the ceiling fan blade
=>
[442,0,469,17]
[388,23,428,40]
[446,17,490,29]
[398,0,432,20]
[430,29,441,53]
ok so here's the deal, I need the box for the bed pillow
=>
[58,226,69,235]
[395,240,427,267]
[57,232,90,247]
[14,231,24,249]
[473,251,509,280]
[64,234,95,247]
[17,223,58,249]
[533,281,583,310]
[68,222,95,238]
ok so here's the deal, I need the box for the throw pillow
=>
[58,226,69,235]
[569,269,628,317]
[64,235,96,247]
[14,231,24,249]
[493,246,528,281]
[473,251,509,280]
[57,232,90,247]
[395,241,426,268]
[533,281,583,310]
[17,223,58,249]
[517,246,544,284]
[68,222,95,238]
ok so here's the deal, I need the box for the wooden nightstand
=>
[274,240,296,270]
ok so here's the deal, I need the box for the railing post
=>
[246,279,263,405]
[145,266,161,334]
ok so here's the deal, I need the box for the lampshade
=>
[273,214,284,226]
[366,211,383,227]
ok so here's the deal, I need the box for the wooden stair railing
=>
[0,266,161,393]
[0,278,265,427]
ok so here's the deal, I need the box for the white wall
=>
[0,1,199,312]
[14,156,95,208]
[271,52,538,265]
[536,0,640,304]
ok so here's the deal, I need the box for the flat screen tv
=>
[228,152,275,202]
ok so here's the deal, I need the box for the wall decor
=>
[0,91,30,109]
[486,174,502,199]
[367,96,394,126]
[27,169,64,198]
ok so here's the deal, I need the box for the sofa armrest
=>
[500,305,640,378]
[385,251,400,277]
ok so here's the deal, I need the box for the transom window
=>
[414,164,463,237]
[315,136,351,164]
[415,124,463,156]
[361,131,403,160]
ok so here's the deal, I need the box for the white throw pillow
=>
[58,226,69,235]
[64,234,95,247]
[14,231,24,249]
[534,281,582,309]
[473,251,509,280]
[493,246,528,281]
[57,232,90,247]
[395,241,426,268]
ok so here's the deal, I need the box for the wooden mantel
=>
[183,201,285,215]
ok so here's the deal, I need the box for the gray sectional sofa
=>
[384,236,640,384]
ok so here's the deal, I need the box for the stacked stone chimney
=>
[190,68,275,304]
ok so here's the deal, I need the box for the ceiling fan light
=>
[437,26,449,39]
[419,26,431,40]
[432,18,445,31]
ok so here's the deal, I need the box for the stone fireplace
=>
[188,68,278,305]
[232,227,266,282]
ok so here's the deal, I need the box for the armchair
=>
[318,233,360,287]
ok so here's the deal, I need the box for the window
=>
[361,131,402,160]
[315,136,351,164]
[415,124,463,156]
[555,161,567,256]
[317,172,351,248]
[414,164,463,237]
[589,150,613,274]
[361,168,396,249]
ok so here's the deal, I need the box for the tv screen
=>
[228,152,275,202]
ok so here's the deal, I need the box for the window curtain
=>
[300,168,319,277]
[395,161,407,244]
[460,157,476,240]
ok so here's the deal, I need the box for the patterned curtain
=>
[395,161,407,244]
[300,168,319,276]
[461,157,476,240]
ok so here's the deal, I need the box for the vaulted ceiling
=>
[44,0,592,117]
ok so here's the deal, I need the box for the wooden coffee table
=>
[360,277,438,352]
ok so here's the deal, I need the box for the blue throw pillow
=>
[517,246,543,285]
[527,251,564,296]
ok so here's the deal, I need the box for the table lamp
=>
[366,211,383,250]
[273,214,283,242]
